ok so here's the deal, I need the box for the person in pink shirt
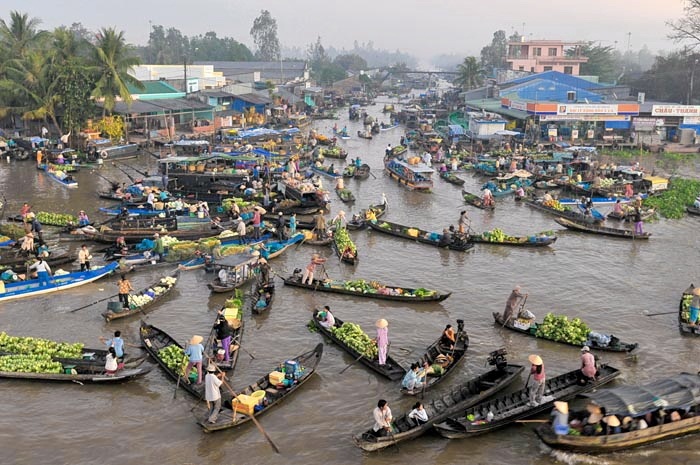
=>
[579,346,597,383]
[528,354,546,406]
[375,319,389,366]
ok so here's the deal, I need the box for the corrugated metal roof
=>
[195,61,307,71]
[502,70,608,90]
[464,99,530,120]
[235,93,272,105]
[501,79,603,103]
[126,80,180,95]
[104,98,214,114]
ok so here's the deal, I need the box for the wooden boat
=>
[687,206,700,216]
[354,163,371,180]
[385,157,434,191]
[357,130,373,139]
[0,362,151,383]
[525,199,603,223]
[347,201,388,230]
[462,190,495,210]
[178,255,207,271]
[105,215,177,231]
[554,217,651,239]
[367,219,474,252]
[468,231,557,247]
[434,364,621,439]
[141,323,230,400]
[312,310,405,381]
[84,226,222,244]
[400,320,469,395]
[535,372,700,453]
[379,123,400,131]
[353,354,525,451]
[332,227,358,265]
[310,164,342,180]
[283,274,451,302]
[261,233,304,260]
[197,343,323,432]
[534,180,559,189]
[440,171,465,186]
[0,252,75,274]
[208,253,260,293]
[42,164,78,188]
[101,269,180,322]
[99,206,166,217]
[679,284,700,336]
[492,312,638,352]
[607,207,655,221]
[0,262,119,303]
[558,195,646,206]
[251,281,275,315]
[98,190,146,202]
[335,187,356,203]
[203,305,243,372]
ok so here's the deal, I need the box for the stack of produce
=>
[35,211,78,226]
[329,322,378,358]
[0,354,63,373]
[219,244,249,256]
[333,227,357,257]
[534,313,591,345]
[129,294,154,308]
[222,197,255,212]
[681,292,694,322]
[157,345,189,374]
[598,178,616,188]
[482,228,514,242]
[0,332,84,358]
[543,200,569,211]
[319,147,343,157]
[391,145,407,155]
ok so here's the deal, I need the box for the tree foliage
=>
[632,50,698,103]
[572,44,618,82]
[480,30,507,76]
[454,56,484,90]
[250,10,281,61]
[668,0,700,48]
[333,53,367,71]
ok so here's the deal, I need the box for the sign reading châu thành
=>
[556,104,619,115]
[651,105,700,116]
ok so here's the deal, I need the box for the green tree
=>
[250,10,280,61]
[480,30,507,76]
[454,56,484,90]
[0,11,47,60]
[91,27,143,115]
[632,51,696,104]
[333,53,367,72]
[573,44,617,82]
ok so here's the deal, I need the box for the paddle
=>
[69,293,120,313]
[644,311,678,317]
[173,353,188,400]
[112,164,136,183]
[515,419,549,423]
[339,352,366,374]
[114,160,148,178]
[215,365,281,454]
[368,170,377,180]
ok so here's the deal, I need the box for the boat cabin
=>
[385,158,435,191]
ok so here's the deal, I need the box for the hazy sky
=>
[2,0,689,60]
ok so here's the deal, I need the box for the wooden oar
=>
[644,311,678,317]
[114,160,148,177]
[215,366,280,454]
[339,352,366,374]
[69,293,120,313]
[173,353,188,400]
[112,164,136,183]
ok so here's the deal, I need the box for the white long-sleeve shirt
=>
[372,406,392,432]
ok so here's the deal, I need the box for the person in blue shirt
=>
[355,157,362,169]
[159,190,168,201]
[401,363,423,393]
[185,335,205,384]
[101,330,125,360]
[289,212,297,237]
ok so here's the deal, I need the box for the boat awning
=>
[497,169,533,180]
[390,159,435,173]
[212,253,258,268]
[583,373,700,417]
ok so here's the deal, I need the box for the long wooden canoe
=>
[203,307,243,373]
[554,217,651,239]
[433,364,621,438]
[251,281,275,315]
[687,206,700,216]
[312,310,405,381]
[400,320,469,395]
[347,201,387,230]
[525,199,603,223]
[198,343,323,432]
[468,232,557,247]
[102,269,180,322]
[283,275,451,302]
[0,363,151,383]
[462,190,495,210]
[493,312,637,352]
[353,363,525,451]
[367,219,474,252]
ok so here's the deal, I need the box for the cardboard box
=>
[269,371,285,385]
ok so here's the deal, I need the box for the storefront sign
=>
[540,115,630,122]
[571,129,579,139]
[509,100,527,111]
[651,105,700,116]
[547,128,558,137]
[633,117,664,130]
[557,104,618,115]
[683,116,700,124]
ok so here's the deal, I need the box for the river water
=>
[1,102,699,465]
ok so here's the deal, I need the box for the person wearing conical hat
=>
[551,401,569,435]
[528,354,545,407]
[375,319,390,366]
[603,415,621,434]
[184,335,205,384]
[690,287,700,326]
[204,362,224,424]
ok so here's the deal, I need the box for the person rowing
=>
[503,285,527,325]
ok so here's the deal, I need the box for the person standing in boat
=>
[633,208,644,235]
[185,335,205,385]
[204,363,224,424]
[289,212,297,237]
[482,188,494,207]
[613,199,623,215]
[146,190,155,210]
[551,401,569,435]
[252,206,263,240]
[29,257,51,286]
[375,319,390,367]
[689,288,700,326]
[214,314,234,362]
[314,210,327,239]
[503,286,527,324]
[528,354,546,406]
[117,274,133,309]
[579,346,597,383]
[19,203,31,219]
[28,212,44,244]
[371,399,393,437]
[301,253,326,285]
[458,210,470,234]
[236,217,247,244]
[151,233,165,262]
[101,331,125,361]
[78,244,92,271]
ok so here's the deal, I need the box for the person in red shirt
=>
[528,354,546,406]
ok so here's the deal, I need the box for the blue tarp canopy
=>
[448,125,465,136]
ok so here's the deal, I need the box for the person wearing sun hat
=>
[184,335,205,384]
[583,411,603,436]
[690,287,700,326]
[528,354,545,406]
[551,401,569,435]
[375,319,390,366]
[603,415,621,434]
[579,345,597,384]
[204,362,224,424]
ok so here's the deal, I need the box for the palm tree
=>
[91,27,143,116]
[0,11,47,60]
[454,57,484,90]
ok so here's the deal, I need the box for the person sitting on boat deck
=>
[528,354,546,407]
[29,257,52,286]
[503,286,527,324]
[318,306,336,329]
[78,244,92,271]
[401,363,424,394]
[551,401,569,435]
[579,346,598,384]
[613,199,623,215]
[36,242,49,258]
[385,144,392,157]
[355,157,362,169]
[77,210,90,226]
[515,186,525,199]
[301,253,326,285]
[214,314,234,362]
[20,231,35,254]
[621,416,633,433]
[372,399,393,437]
[314,210,327,238]
[603,415,621,435]
[185,335,205,384]
[408,402,429,426]
[437,228,452,248]
[365,208,377,223]
[440,324,456,349]
[458,210,470,234]
[105,347,119,376]
[151,233,165,262]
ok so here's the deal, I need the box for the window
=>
[534,47,542,57]
[564,66,573,75]
[543,66,553,72]
[548,48,558,57]
[519,66,525,71]
[530,67,535,72]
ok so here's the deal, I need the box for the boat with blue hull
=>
[0,262,119,303]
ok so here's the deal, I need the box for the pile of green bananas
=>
[35,211,78,226]
[334,227,357,256]
[0,354,63,373]
[535,313,591,345]
[330,322,378,358]
[0,332,84,358]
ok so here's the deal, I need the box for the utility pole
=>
[183,55,188,95]
[626,32,631,54]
